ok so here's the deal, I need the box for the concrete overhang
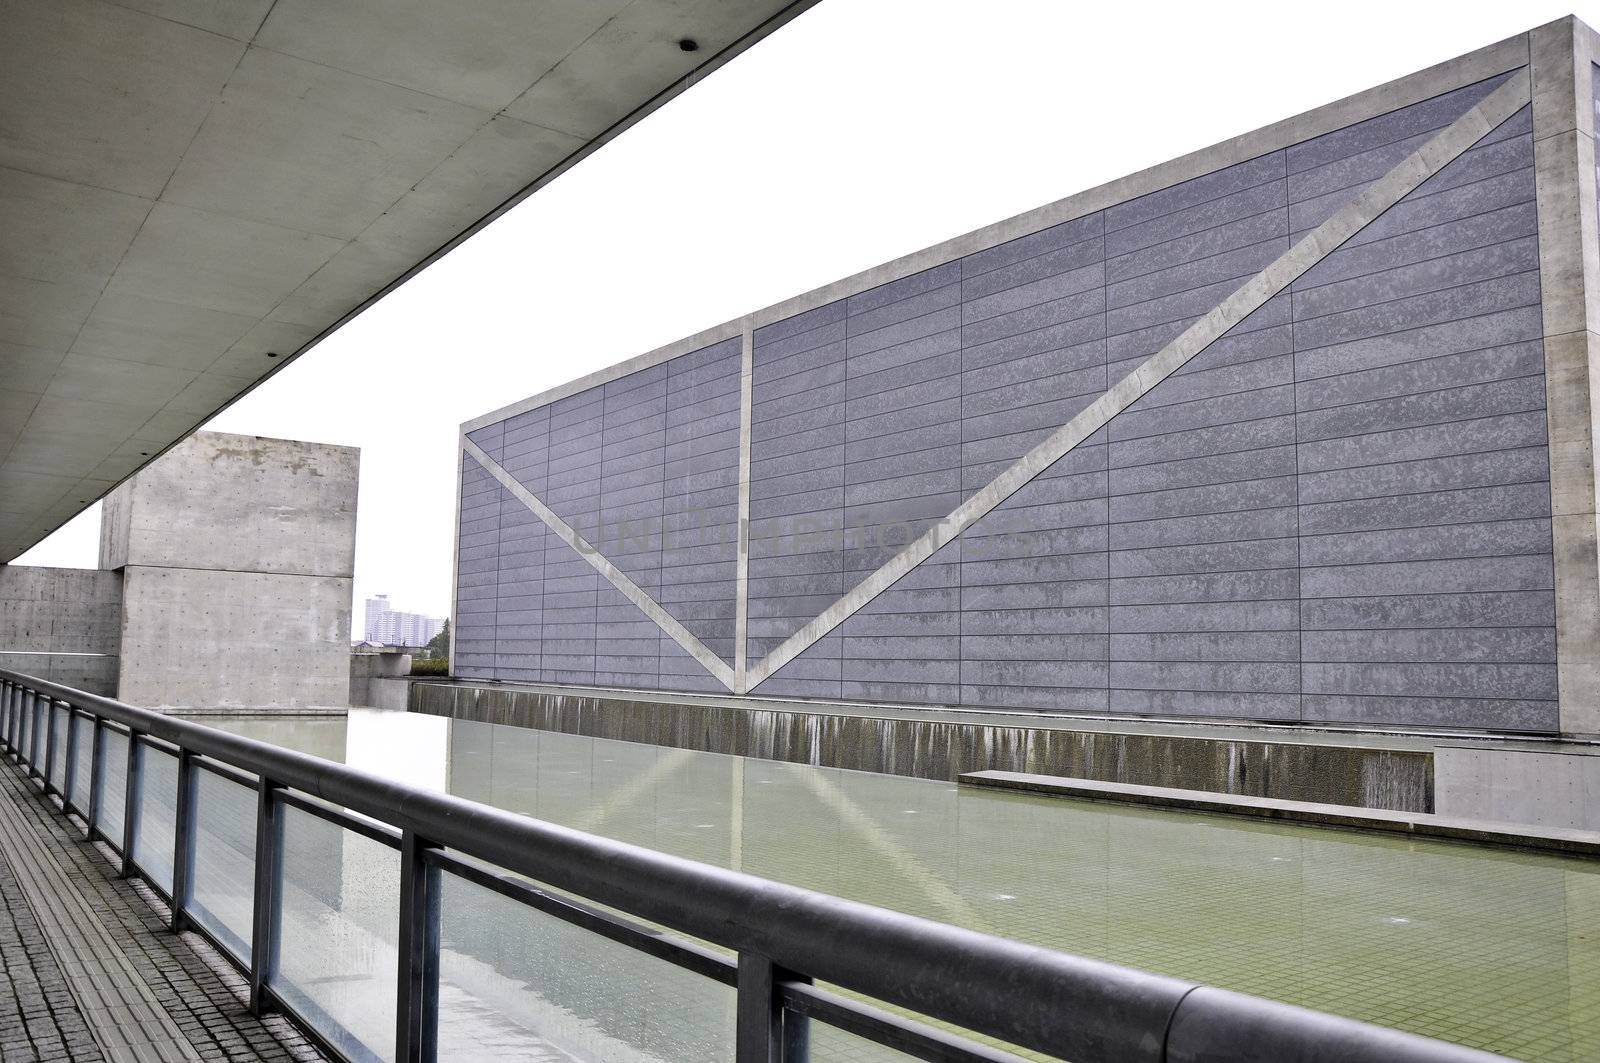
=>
[0,0,815,562]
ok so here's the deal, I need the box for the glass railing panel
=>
[67,714,92,812]
[95,728,128,844]
[21,697,36,765]
[272,803,398,1063]
[433,868,735,1061]
[134,744,179,893]
[189,766,256,963]
[48,704,68,789]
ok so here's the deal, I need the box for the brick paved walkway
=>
[0,755,326,1063]
[0,847,104,1063]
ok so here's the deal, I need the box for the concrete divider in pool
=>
[959,770,1600,858]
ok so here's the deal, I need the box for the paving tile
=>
[0,754,325,1063]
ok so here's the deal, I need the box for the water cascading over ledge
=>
[412,681,1433,812]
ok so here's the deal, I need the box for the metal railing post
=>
[395,830,440,1063]
[86,717,105,842]
[121,732,141,878]
[736,956,809,1062]
[737,954,782,1063]
[783,976,812,1060]
[62,707,80,813]
[170,750,197,933]
[248,778,279,1015]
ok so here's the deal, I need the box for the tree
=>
[424,619,449,660]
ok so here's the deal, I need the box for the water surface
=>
[195,709,1600,1062]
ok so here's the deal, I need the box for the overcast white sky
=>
[14,0,1599,633]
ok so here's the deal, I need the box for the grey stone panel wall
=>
[594,365,666,690]
[457,339,747,692]
[539,390,603,686]
[747,302,849,697]
[496,406,548,682]
[660,337,742,681]
[1103,137,1298,722]
[958,211,1111,712]
[1107,292,1300,721]
[455,440,500,679]
[838,263,965,704]
[1292,102,1555,730]
[456,71,1559,733]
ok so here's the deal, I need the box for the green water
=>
[199,709,1600,1061]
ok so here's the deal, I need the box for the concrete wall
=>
[368,675,413,712]
[1435,744,1600,829]
[117,566,352,710]
[106,431,358,711]
[350,649,411,707]
[99,430,358,576]
[0,565,121,695]
[454,23,1600,737]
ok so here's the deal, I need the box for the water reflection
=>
[192,710,1600,1062]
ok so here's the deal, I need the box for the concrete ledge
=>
[959,770,1600,858]
[414,679,1434,811]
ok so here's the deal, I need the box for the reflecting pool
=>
[191,709,1600,1062]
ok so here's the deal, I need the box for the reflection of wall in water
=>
[440,720,1600,1061]
[185,713,356,919]
[340,709,449,931]
[440,720,741,1060]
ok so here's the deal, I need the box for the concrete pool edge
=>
[958,771,1600,858]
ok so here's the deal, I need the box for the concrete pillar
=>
[1532,17,1600,738]
[102,431,358,712]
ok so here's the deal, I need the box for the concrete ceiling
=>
[0,0,814,562]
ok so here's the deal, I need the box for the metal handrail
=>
[0,669,1507,1063]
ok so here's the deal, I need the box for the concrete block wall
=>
[455,20,1600,736]
[350,649,411,707]
[0,564,122,695]
[103,431,358,711]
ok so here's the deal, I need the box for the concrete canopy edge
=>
[5,0,823,563]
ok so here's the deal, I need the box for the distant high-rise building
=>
[363,594,444,647]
